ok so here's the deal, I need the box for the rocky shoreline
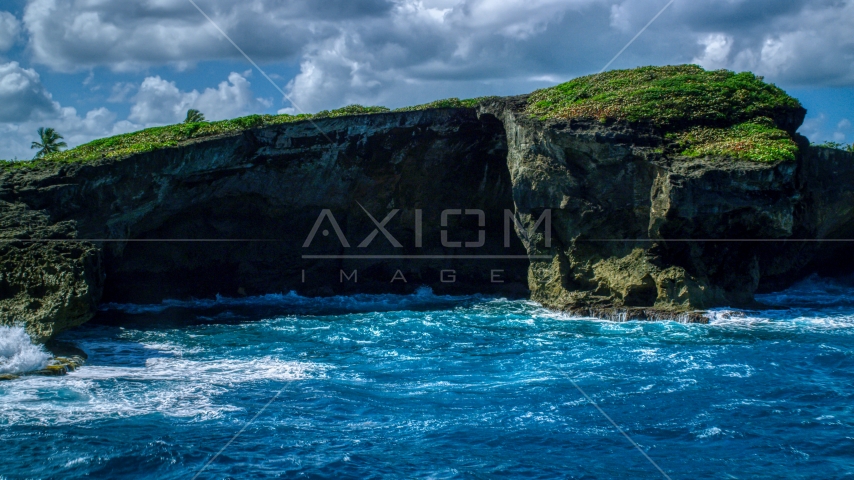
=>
[2,83,854,341]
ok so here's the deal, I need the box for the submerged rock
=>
[1,65,853,338]
[33,355,86,376]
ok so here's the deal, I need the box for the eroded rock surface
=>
[2,101,854,340]
[481,96,854,317]
[1,109,527,340]
[0,203,102,342]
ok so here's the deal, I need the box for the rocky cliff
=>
[3,66,854,341]
[1,108,533,341]
[482,96,854,319]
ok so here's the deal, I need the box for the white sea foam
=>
[0,326,51,374]
[697,427,722,438]
[708,307,854,333]
[70,356,320,383]
[98,286,486,316]
[0,355,325,426]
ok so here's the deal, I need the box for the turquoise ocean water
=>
[1,277,853,479]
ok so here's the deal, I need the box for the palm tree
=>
[31,128,67,159]
[184,109,205,123]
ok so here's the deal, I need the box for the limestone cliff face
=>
[0,204,102,342]
[0,109,527,341]
[480,97,854,318]
[2,101,853,341]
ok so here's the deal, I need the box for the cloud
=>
[108,82,136,103]
[0,103,130,161]
[22,0,393,72]
[799,113,826,141]
[693,34,733,71]
[799,113,853,145]
[833,118,852,143]
[693,1,854,87]
[5,0,854,157]
[282,0,618,111]
[0,12,21,52]
[0,61,58,122]
[129,71,268,124]
[18,0,854,113]
[0,63,273,160]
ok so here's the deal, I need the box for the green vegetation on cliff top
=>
[526,65,800,127]
[393,97,497,112]
[814,141,854,153]
[1,65,805,169]
[0,105,390,169]
[673,117,799,162]
[526,65,804,162]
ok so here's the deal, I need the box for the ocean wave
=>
[70,356,322,383]
[0,375,238,425]
[0,356,325,426]
[0,326,51,374]
[707,307,854,333]
[99,286,485,315]
[756,274,854,308]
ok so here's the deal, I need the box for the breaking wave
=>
[0,326,51,374]
[99,285,483,315]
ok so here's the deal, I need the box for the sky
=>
[1,0,853,160]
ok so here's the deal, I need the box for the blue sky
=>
[1,0,852,159]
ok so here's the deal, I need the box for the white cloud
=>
[0,12,21,52]
[693,34,732,70]
[832,118,851,143]
[0,103,130,161]
[756,38,794,77]
[284,0,854,111]
[0,61,128,160]
[21,0,388,72]
[609,4,631,32]
[0,61,58,122]
[108,82,136,103]
[129,76,195,124]
[284,36,388,113]
[130,71,267,124]
[4,0,854,157]
[798,113,853,146]
[282,0,611,112]
[446,0,591,39]
[16,0,854,115]
[703,1,854,86]
[0,63,275,160]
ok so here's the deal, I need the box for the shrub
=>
[812,141,854,152]
[675,117,799,163]
[526,65,804,162]
[1,106,394,170]
[526,65,801,128]
[394,97,497,112]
